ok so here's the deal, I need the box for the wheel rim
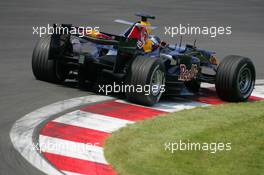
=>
[238,66,252,94]
[150,67,165,96]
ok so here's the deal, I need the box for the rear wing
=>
[49,24,139,73]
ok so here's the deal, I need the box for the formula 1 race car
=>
[32,13,255,106]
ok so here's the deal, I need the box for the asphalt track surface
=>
[0,0,264,174]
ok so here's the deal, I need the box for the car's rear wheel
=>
[32,35,67,83]
[126,56,165,106]
[215,55,255,101]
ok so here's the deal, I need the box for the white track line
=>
[39,135,108,165]
[116,98,209,112]
[54,110,134,133]
[252,86,264,98]
[10,95,114,175]
[153,99,210,112]
[62,171,83,175]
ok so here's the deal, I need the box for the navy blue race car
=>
[32,13,255,106]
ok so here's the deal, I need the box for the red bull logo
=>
[179,64,199,81]
[128,26,148,49]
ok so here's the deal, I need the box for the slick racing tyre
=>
[32,35,67,83]
[126,56,165,106]
[215,55,255,102]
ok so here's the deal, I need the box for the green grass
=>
[104,101,264,175]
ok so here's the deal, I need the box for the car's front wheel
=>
[215,55,255,101]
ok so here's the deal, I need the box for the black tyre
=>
[126,56,165,106]
[215,55,255,102]
[32,35,67,83]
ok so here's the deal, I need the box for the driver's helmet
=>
[149,35,161,51]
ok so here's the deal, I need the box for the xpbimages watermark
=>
[164,140,232,154]
[32,24,100,37]
[98,82,165,95]
[165,24,232,38]
[31,141,100,154]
